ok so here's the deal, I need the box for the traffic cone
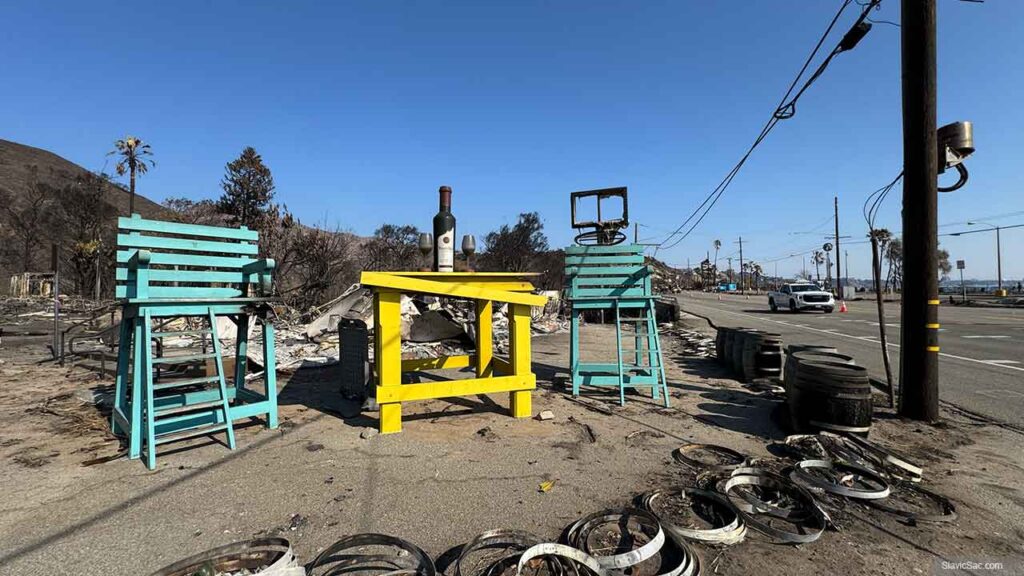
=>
[839,300,848,313]
[718,293,722,301]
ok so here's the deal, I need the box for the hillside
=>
[0,139,169,289]
[0,139,166,218]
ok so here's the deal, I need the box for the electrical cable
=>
[657,0,880,252]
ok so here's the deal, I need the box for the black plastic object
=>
[339,318,370,401]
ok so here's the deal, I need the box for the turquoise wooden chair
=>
[565,244,669,407]
[110,214,279,469]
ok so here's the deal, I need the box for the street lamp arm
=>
[967,221,998,231]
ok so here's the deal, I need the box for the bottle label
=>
[437,229,455,271]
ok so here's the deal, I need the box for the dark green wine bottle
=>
[433,186,456,272]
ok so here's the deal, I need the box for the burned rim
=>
[148,538,298,576]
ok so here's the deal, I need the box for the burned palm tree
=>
[109,136,155,216]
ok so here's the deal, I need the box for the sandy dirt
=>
[0,314,1022,575]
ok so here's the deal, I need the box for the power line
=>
[938,209,1024,228]
[945,222,1024,237]
[656,0,879,252]
[863,170,903,229]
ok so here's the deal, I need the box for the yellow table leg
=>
[508,303,533,419]
[510,389,532,418]
[375,290,403,434]
[476,299,493,377]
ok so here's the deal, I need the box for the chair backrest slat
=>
[564,253,644,266]
[115,251,255,268]
[118,216,259,241]
[117,233,259,256]
[116,286,244,299]
[115,268,249,284]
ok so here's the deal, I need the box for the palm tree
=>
[812,250,824,283]
[713,239,721,273]
[751,262,763,292]
[868,227,895,407]
[109,136,155,215]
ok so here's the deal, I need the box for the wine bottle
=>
[433,186,456,272]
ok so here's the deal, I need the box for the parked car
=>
[768,282,835,313]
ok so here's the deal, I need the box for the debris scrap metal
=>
[147,433,952,575]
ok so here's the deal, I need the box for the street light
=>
[967,221,1003,294]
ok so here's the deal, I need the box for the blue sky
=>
[3,1,1021,280]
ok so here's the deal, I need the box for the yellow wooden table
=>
[360,271,549,434]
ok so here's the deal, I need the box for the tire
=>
[824,307,834,314]
[789,299,798,313]
[769,298,778,312]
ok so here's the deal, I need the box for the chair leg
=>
[111,318,131,435]
[234,314,249,394]
[142,311,157,470]
[262,319,278,429]
[570,310,580,397]
[649,300,670,408]
[129,317,145,460]
[647,304,660,401]
[634,313,643,372]
[613,303,625,406]
[207,310,236,450]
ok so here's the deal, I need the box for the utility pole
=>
[899,0,940,421]
[737,237,745,294]
[835,196,842,298]
[634,222,639,244]
[996,226,1002,294]
[727,257,733,284]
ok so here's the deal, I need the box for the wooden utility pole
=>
[737,237,745,294]
[834,196,842,298]
[898,0,940,421]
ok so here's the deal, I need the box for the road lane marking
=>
[986,360,1021,365]
[684,301,1024,374]
[975,389,1024,400]
[962,335,1010,339]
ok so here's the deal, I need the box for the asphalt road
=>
[675,291,1024,428]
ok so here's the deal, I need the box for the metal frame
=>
[570,187,629,231]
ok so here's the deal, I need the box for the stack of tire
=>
[784,346,872,435]
[715,327,784,382]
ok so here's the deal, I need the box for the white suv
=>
[769,283,835,313]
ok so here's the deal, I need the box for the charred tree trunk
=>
[872,234,896,408]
